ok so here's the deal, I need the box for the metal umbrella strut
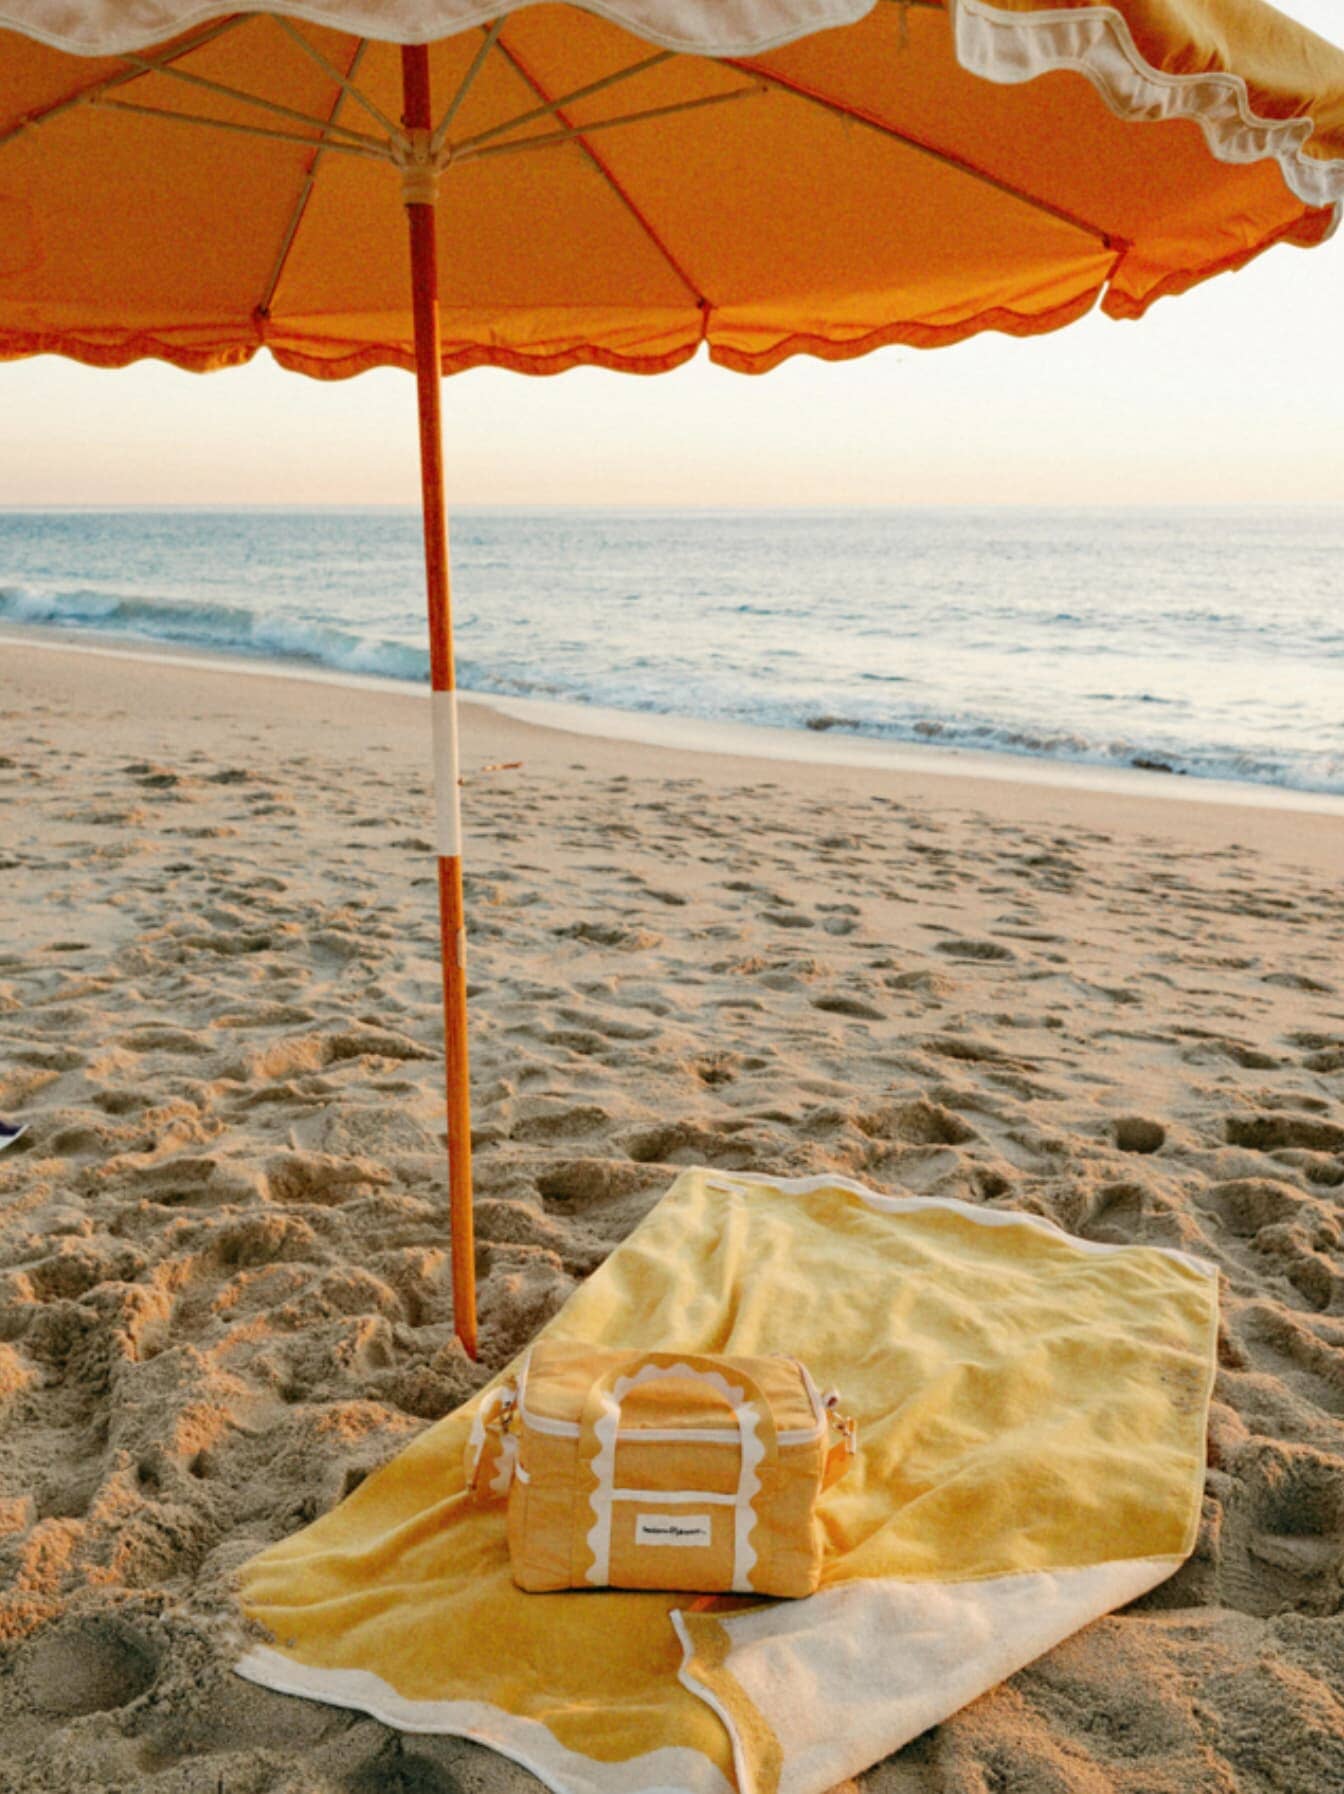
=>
[3,0,1344,1360]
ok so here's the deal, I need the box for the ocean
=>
[2,504,1341,797]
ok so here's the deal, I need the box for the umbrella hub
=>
[395,126,441,207]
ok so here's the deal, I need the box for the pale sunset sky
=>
[1,0,1340,510]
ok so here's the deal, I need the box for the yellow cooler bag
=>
[466,1340,856,1597]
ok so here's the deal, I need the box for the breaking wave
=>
[0,582,429,683]
[4,501,1343,800]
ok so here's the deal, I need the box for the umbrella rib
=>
[116,52,389,153]
[490,38,709,310]
[0,15,245,153]
[430,18,507,156]
[93,96,388,161]
[270,14,405,144]
[257,39,369,320]
[450,51,674,156]
[728,60,1120,249]
[456,85,765,166]
[880,0,944,30]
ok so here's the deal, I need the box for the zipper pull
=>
[824,1389,857,1456]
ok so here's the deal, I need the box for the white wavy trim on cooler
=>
[584,1359,765,1589]
[0,0,876,56]
[953,0,1344,210]
[464,1383,518,1497]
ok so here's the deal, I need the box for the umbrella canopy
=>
[3,0,1342,1355]
[2,0,1343,376]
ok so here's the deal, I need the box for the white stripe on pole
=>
[431,688,463,857]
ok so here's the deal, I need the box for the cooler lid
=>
[520,1339,823,1442]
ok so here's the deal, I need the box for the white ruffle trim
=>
[953,0,1344,211]
[0,0,875,57]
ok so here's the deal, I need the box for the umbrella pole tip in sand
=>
[402,43,477,1360]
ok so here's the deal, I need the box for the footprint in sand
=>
[343,1738,498,1794]
[212,1214,319,1270]
[689,1052,741,1087]
[535,1159,652,1211]
[811,994,885,1020]
[1081,1180,1148,1241]
[935,938,1017,962]
[1114,1116,1166,1155]
[1204,1174,1341,1312]
[1206,1177,1305,1236]
[762,909,815,929]
[1225,1113,1344,1154]
[509,1103,613,1145]
[18,1616,162,1717]
[554,921,664,950]
[1279,1249,1338,1314]
[1238,1442,1344,1611]
[1262,971,1335,994]
[1237,1303,1344,1419]
[857,1097,978,1148]
[264,1151,393,1206]
[621,1120,759,1170]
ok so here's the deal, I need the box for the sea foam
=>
[3,503,1342,798]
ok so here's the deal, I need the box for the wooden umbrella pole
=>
[401,44,477,1359]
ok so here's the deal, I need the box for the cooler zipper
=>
[516,1351,827,1445]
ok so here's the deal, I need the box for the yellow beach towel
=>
[236,1170,1218,1794]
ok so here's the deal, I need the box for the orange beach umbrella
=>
[2,0,1342,1354]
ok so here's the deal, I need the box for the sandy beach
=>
[2,633,1343,1792]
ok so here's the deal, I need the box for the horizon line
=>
[4,498,1344,515]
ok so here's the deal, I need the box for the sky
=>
[1,0,1340,510]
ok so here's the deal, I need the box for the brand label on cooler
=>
[634,1514,712,1547]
